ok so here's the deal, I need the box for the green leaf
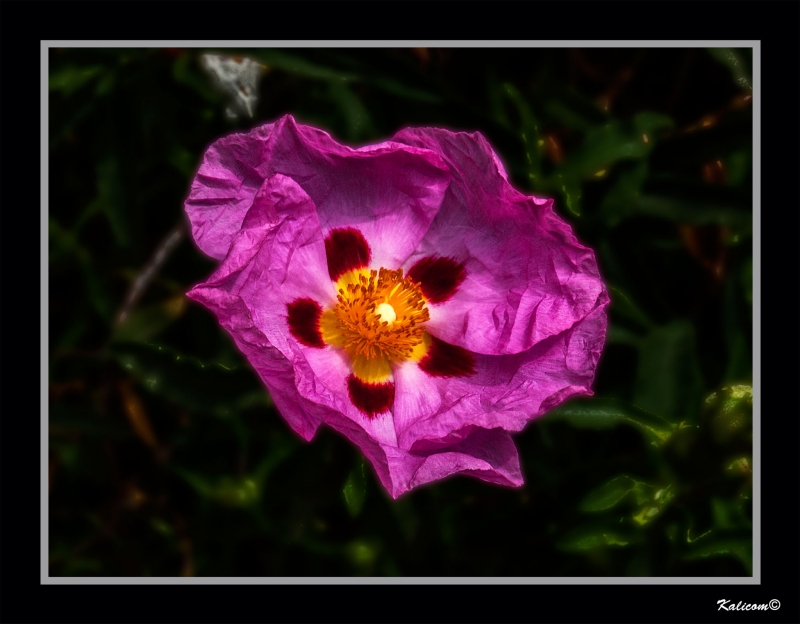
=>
[548,397,677,445]
[632,485,675,526]
[633,321,704,423]
[369,75,442,104]
[559,112,673,180]
[346,539,379,572]
[255,49,360,82]
[109,341,267,416]
[49,217,115,321]
[704,385,753,444]
[49,64,104,96]
[172,468,260,508]
[343,460,367,518]
[557,526,635,552]
[608,284,655,331]
[682,532,752,574]
[726,149,752,187]
[711,497,751,531]
[597,162,648,228]
[580,475,654,512]
[502,83,543,182]
[542,89,609,133]
[251,437,299,490]
[559,175,582,217]
[708,48,752,91]
[605,324,644,348]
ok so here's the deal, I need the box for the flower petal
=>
[189,172,407,450]
[193,172,334,311]
[392,303,608,450]
[185,123,277,260]
[382,426,523,498]
[393,126,606,355]
[186,115,452,267]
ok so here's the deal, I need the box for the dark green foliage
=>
[49,47,752,576]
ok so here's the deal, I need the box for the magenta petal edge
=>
[185,114,609,498]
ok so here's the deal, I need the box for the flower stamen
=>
[323,267,430,363]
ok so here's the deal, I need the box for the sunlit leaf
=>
[632,485,675,526]
[704,385,753,444]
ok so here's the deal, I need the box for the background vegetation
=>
[48,47,753,576]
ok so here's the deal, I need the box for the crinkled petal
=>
[188,172,400,449]
[185,123,276,260]
[392,302,608,450]
[393,126,606,355]
[381,426,523,498]
[186,115,452,267]
[193,172,334,309]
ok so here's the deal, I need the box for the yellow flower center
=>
[320,268,430,380]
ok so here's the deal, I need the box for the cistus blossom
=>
[185,115,609,498]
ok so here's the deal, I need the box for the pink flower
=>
[185,115,608,498]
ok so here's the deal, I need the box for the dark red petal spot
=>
[418,335,475,378]
[347,374,394,418]
[324,227,371,282]
[407,256,466,304]
[286,298,325,348]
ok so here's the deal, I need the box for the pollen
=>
[321,267,429,362]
